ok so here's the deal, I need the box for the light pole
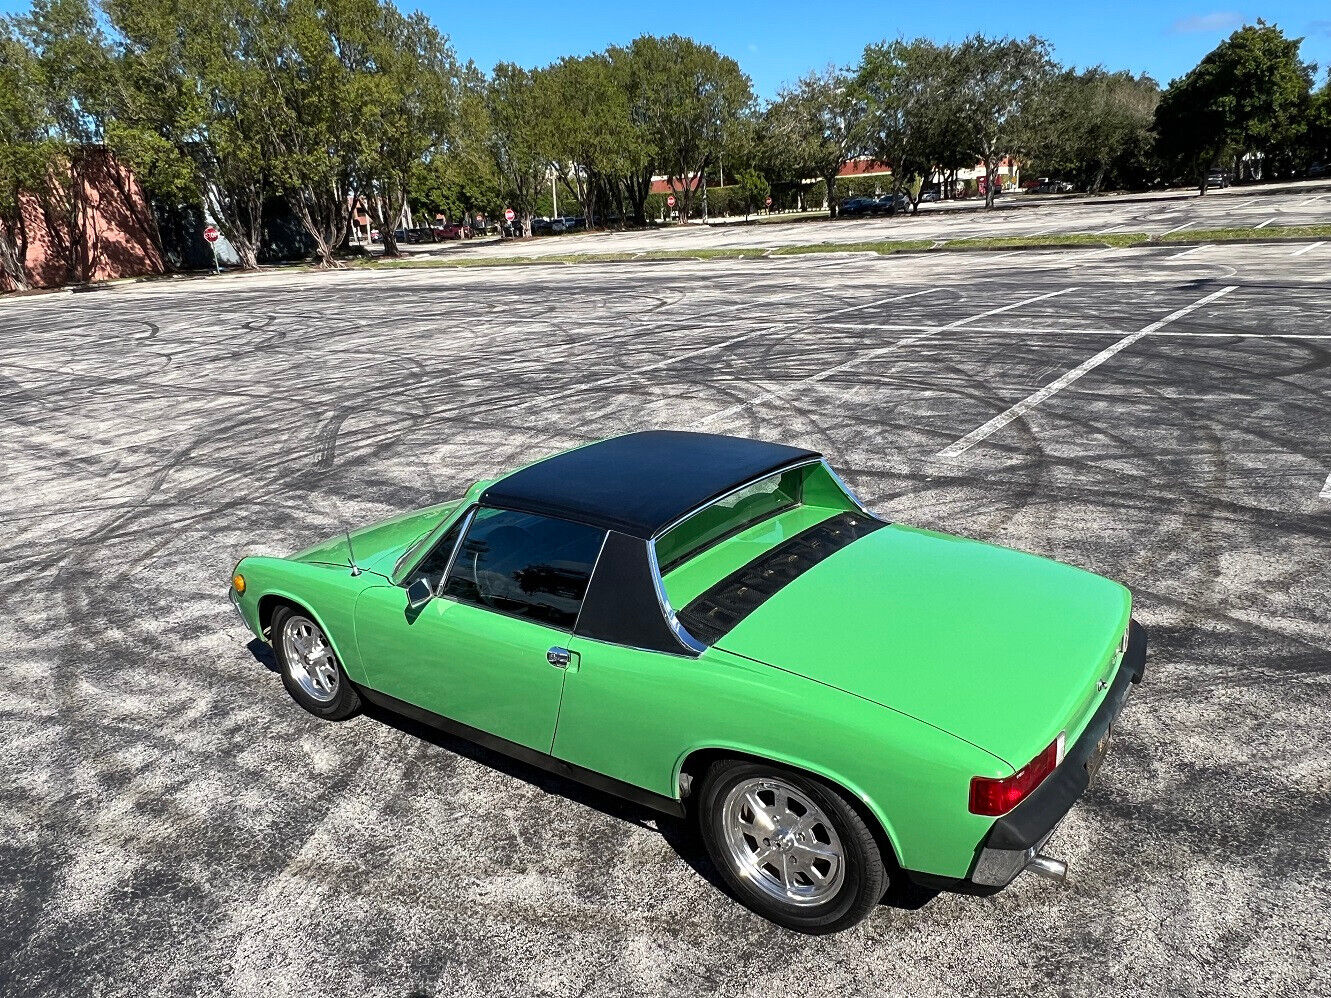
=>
[551,169,558,219]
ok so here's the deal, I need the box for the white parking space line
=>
[1163,221,1193,235]
[1292,241,1324,257]
[1151,331,1331,339]
[936,285,1238,460]
[698,287,1080,426]
[1165,244,1209,260]
[521,287,947,410]
[1321,474,1331,500]
[1255,217,1276,228]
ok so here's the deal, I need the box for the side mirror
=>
[406,578,434,610]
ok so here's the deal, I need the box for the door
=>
[354,506,605,753]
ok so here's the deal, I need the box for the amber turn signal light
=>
[232,573,246,594]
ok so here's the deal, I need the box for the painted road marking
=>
[936,285,1238,460]
[1255,218,1276,228]
[524,287,946,409]
[1292,241,1324,257]
[1321,474,1331,500]
[698,287,1080,426]
[1162,221,1192,235]
[1165,244,1209,260]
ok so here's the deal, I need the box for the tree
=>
[612,35,752,223]
[16,0,119,283]
[359,5,460,256]
[0,25,50,289]
[766,67,863,218]
[952,35,1054,208]
[248,0,381,267]
[1031,68,1159,192]
[486,62,553,238]
[542,53,644,227]
[858,39,954,212]
[105,0,269,269]
[734,167,768,219]
[1156,21,1315,192]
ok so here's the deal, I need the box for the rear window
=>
[655,469,802,573]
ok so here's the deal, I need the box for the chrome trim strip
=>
[570,529,611,637]
[649,457,822,540]
[645,540,707,655]
[433,505,478,596]
[819,459,872,515]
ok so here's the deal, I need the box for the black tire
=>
[697,758,888,934]
[271,604,361,721]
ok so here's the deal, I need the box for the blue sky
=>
[2,1,1328,97]
[418,2,1329,95]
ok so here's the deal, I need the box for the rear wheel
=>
[698,759,887,933]
[271,605,361,721]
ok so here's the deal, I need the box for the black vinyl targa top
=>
[480,431,820,539]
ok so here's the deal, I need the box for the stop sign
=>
[666,195,676,207]
[203,225,220,243]
[504,208,515,222]
[765,196,772,206]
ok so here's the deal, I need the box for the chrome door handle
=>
[547,646,571,669]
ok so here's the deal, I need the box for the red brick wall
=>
[1,148,164,292]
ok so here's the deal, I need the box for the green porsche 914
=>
[230,430,1146,933]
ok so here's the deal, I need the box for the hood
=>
[292,500,462,577]
[713,523,1131,768]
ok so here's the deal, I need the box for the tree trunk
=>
[0,224,29,291]
[825,171,838,218]
[984,158,997,209]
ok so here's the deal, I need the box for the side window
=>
[402,519,464,594]
[442,508,604,630]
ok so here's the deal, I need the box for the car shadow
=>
[244,639,938,913]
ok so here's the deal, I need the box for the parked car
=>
[919,188,940,203]
[1031,179,1074,194]
[1308,162,1327,178]
[531,217,554,235]
[230,430,1147,934]
[1206,171,1231,188]
[838,196,877,218]
[873,194,907,214]
[432,222,472,240]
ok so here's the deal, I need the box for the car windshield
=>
[654,468,804,573]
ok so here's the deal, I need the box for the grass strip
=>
[358,223,1331,272]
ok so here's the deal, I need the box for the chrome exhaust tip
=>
[1027,854,1068,883]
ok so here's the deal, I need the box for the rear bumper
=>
[910,618,1147,895]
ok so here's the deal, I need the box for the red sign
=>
[504,208,515,222]
[764,196,772,206]
[666,195,676,207]
[203,225,220,244]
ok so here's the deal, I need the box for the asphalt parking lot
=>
[2,238,1330,996]
[409,181,1331,261]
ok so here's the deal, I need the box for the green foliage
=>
[734,168,769,217]
[1156,20,1315,188]
[1028,68,1160,192]
[765,66,863,216]
[611,34,753,222]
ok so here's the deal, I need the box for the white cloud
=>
[1171,11,1244,33]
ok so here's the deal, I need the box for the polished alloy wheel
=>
[281,615,340,704]
[720,777,846,906]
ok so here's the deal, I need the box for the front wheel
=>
[698,759,887,933]
[271,605,361,721]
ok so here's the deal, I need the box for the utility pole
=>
[551,169,558,219]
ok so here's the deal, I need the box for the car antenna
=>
[346,529,362,576]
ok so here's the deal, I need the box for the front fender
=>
[232,555,376,685]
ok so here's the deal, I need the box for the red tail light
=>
[969,733,1066,816]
